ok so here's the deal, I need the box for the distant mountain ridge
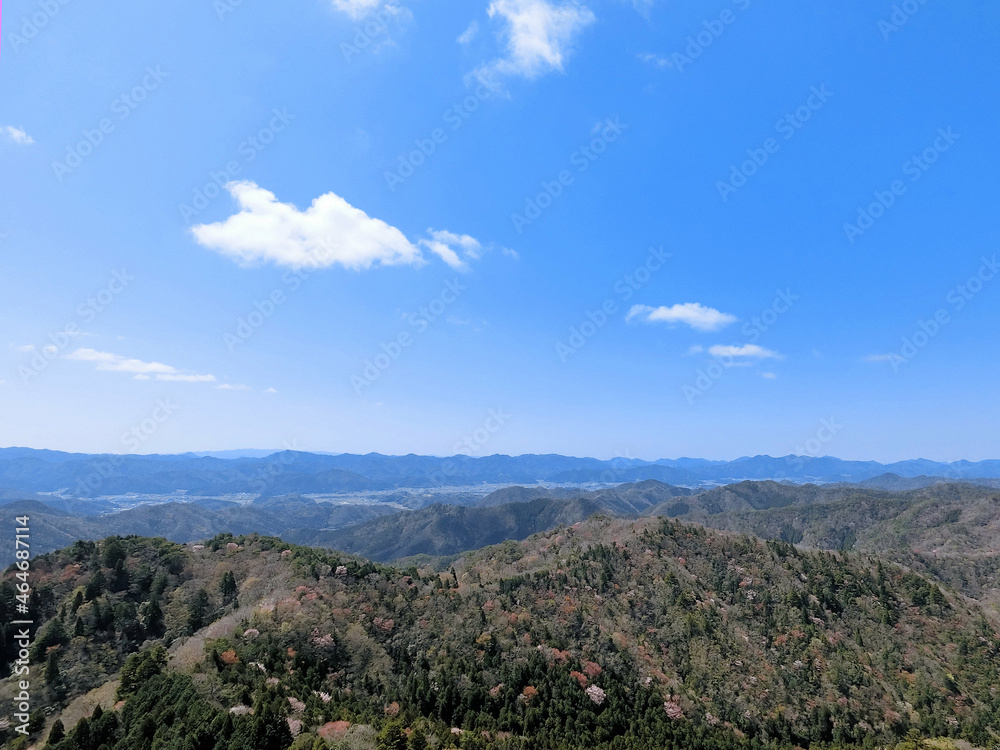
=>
[0,479,693,564]
[4,477,1000,586]
[2,446,1000,498]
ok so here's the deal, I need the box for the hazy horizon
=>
[3,443,997,467]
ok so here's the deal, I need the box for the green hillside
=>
[2,517,999,750]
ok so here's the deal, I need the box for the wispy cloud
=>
[2,126,34,145]
[458,20,480,44]
[330,0,384,19]
[628,0,655,14]
[627,303,737,332]
[637,51,669,69]
[761,371,777,379]
[66,348,216,382]
[708,344,781,360]
[863,354,897,363]
[419,229,484,270]
[191,181,484,272]
[217,383,251,390]
[157,373,218,382]
[474,0,595,81]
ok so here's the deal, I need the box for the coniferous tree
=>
[46,719,65,746]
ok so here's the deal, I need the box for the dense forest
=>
[2,516,999,749]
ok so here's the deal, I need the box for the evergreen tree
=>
[44,650,60,686]
[46,719,65,746]
[220,571,238,605]
[378,721,407,750]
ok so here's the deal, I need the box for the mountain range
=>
[5,475,1000,584]
[3,446,1000,498]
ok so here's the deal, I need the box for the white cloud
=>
[66,348,216,382]
[191,181,484,273]
[192,182,418,270]
[761,372,777,379]
[627,303,737,332]
[159,373,218,383]
[637,51,668,69]
[264,387,278,394]
[685,345,704,355]
[15,344,36,353]
[217,383,251,390]
[330,0,383,19]
[475,0,595,81]
[502,247,520,260]
[863,354,897,363]
[67,349,174,374]
[707,344,781,360]
[458,20,480,44]
[626,0,655,15]
[419,229,484,270]
[2,126,34,145]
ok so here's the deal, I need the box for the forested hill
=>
[2,518,999,750]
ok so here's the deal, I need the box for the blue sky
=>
[1,0,998,461]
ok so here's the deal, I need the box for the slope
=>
[3,520,1000,749]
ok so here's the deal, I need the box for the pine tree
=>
[46,719,65,746]
[378,721,407,750]
[220,571,239,604]
[45,650,60,686]
[409,727,429,750]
